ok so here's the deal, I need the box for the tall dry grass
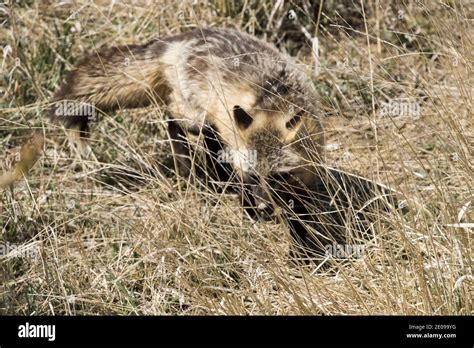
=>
[0,0,472,314]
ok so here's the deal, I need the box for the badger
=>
[50,27,324,210]
[48,27,399,264]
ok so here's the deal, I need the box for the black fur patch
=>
[233,105,253,129]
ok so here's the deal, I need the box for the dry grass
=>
[0,0,472,315]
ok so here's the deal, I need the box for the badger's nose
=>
[252,185,274,220]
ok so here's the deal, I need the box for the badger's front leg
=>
[167,118,192,178]
[199,124,234,185]
[270,176,346,267]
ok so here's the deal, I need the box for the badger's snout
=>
[246,175,274,220]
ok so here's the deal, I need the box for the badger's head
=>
[230,104,324,219]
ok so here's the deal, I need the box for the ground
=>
[0,0,472,315]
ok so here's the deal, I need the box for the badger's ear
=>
[286,111,303,130]
[233,105,253,130]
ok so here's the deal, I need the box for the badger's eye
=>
[286,111,303,129]
[233,105,253,130]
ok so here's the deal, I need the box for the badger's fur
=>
[50,27,400,265]
[50,27,324,182]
